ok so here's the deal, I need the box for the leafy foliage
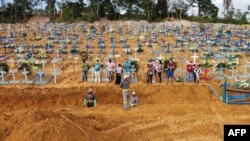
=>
[163,59,177,71]
[18,62,32,74]
[0,63,9,73]
[130,60,139,72]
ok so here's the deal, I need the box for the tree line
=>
[0,0,249,24]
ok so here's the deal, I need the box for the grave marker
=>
[21,68,33,84]
[9,69,20,84]
[0,68,8,84]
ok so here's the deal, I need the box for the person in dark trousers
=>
[147,63,154,84]
[82,60,89,82]
[115,64,123,84]
[156,60,163,83]
[83,89,96,107]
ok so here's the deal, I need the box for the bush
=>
[0,63,9,73]
[131,61,139,72]
[81,13,97,23]
[18,63,32,75]
[163,59,177,71]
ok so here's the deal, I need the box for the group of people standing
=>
[81,57,132,84]
[146,59,202,84]
[186,61,202,83]
[147,59,175,84]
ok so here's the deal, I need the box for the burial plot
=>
[191,52,199,64]
[130,48,140,61]
[0,68,8,85]
[8,69,20,84]
[98,37,105,54]
[87,67,95,82]
[51,68,59,84]
[101,68,109,82]
[35,69,53,85]
[239,61,250,79]
[130,64,138,82]
[21,68,35,84]
[71,44,79,55]
[223,65,237,80]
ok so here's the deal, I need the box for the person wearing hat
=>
[120,75,131,110]
[129,91,139,107]
[83,88,97,107]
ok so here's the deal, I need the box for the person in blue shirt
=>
[123,60,131,78]
[129,91,139,107]
[94,59,101,83]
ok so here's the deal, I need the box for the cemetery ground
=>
[0,19,250,140]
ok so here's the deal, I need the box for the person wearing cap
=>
[129,91,139,107]
[120,75,131,110]
[83,88,97,107]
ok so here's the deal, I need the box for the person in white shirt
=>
[156,60,163,83]
[115,64,123,84]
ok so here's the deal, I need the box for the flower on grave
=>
[176,76,184,82]
[189,47,198,52]
[131,61,139,72]
[234,54,242,58]
[18,62,32,75]
[238,81,249,89]
[35,36,42,40]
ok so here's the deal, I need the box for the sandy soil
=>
[0,18,250,141]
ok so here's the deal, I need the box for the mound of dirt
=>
[27,16,50,24]
[0,83,250,141]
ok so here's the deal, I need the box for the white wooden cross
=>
[157,53,164,60]
[191,52,199,64]
[41,59,47,70]
[21,68,29,81]
[115,54,120,64]
[51,68,59,84]
[51,58,58,69]
[0,68,6,82]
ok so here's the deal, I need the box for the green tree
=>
[223,0,232,15]
[45,0,56,15]
[196,0,218,18]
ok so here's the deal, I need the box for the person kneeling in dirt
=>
[84,89,97,107]
[129,91,139,107]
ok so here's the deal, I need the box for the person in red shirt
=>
[167,59,175,84]
[186,61,194,82]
